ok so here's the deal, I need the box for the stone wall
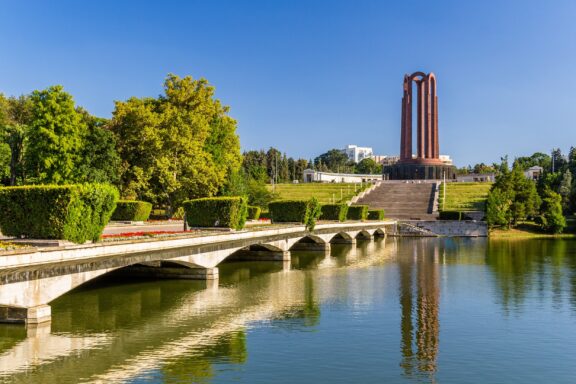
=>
[400,220,487,237]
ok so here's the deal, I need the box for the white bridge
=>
[0,221,396,325]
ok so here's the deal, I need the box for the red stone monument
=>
[384,71,456,180]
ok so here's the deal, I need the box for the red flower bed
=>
[101,230,192,239]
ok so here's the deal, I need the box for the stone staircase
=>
[355,181,438,220]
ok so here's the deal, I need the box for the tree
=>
[242,150,268,182]
[0,94,32,185]
[489,158,540,227]
[314,149,352,173]
[355,158,382,174]
[25,86,85,184]
[110,74,241,212]
[75,109,120,184]
[266,147,281,183]
[558,169,572,213]
[486,188,513,228]
[539,189,566,234]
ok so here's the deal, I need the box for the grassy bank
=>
[267,183,367,204]
[439,182,492,211]
[490,222,576,239]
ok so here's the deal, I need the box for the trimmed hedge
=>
[320,203,349,222]
[183,196,247,230]
[0,184,118,243]
[347,205,369,221]
[268,200,309,223]
[367,209,385,220]
[247,206,261,220]
[112,200,152,221]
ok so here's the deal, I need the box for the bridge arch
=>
[355,230,372,240]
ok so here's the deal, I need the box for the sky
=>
[1,0,576,166]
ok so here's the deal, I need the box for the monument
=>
[384,72,456,180]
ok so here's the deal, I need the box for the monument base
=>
[384,163,456,180]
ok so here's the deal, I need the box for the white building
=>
[303,169,382,183]
[524,166,543,180]
[343,144,373,163]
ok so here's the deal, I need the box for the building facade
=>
[343,144,373,163]
[303,169,382,183]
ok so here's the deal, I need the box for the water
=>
[1,237,576,383]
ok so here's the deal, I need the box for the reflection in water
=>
[398,239,440,379]
[2,237,576,383]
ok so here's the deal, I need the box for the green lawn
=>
[439,182,492,211]
[267,183,367,204]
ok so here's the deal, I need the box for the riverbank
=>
[490,223,576,239]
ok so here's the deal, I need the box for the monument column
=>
[384,71,456,180]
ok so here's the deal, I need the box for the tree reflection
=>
[486,239,570,311]
[160,330,247,383]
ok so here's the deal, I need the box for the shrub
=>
[321,203,349,222]
[183,196,248,230]
[268,200,309,223]
[347,205,368,220]
[0,184,118,243]
[247,206,261,220]
[112,200,153,221]
[367,209,385,220]
[304,197,322,231]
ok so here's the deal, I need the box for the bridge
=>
[0,221,395,325]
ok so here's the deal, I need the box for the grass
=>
[267,183,368,204]
[439,182,492,211]
[490,222,576,238]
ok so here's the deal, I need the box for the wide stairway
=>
[356,182,438,220]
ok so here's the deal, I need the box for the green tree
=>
[314,149,352,173]
[242,150,268,182]
[0,94,32,185]
[558,169,572,213]
[486,187,513,228]
[355,158,382,174]
[76,109,120,184]
[110,74,241,212]
[25,86,85,184]
[539,189,566,234]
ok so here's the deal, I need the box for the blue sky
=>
[1,0,576,166]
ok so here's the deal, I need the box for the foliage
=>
[513,152,551,171]
[25,86,85,184]
[314,148,354,173]
[347,205,368,220]
[268,200,310,223]
[0,184,118,243]
[247,205,261,220]
[367,209,385,220]
[76,109,120,184]
[355,158,382,174]
[320,203,349,222]
[304,197,322,231]
[111,200,153,221]
[0,94,31,185]
[110,74,241,212]
[490,160,541,226]
[486,186,513,228]
[539,189,566,234]
[558,169,572,213]
[183,196,247,230]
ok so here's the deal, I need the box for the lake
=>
[1,237,576,383]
